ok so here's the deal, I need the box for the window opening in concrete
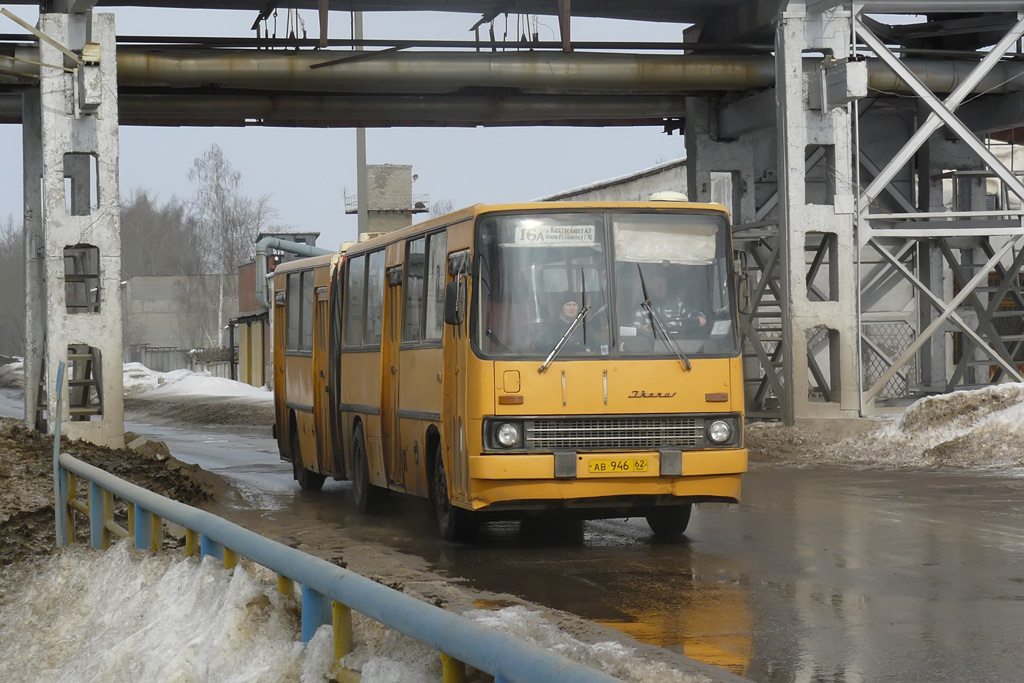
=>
[63,153,99,216]
[64,244,101,313]
[807,326,840,403]
[67,344,103,421]
[805,145,836,206]
[805,232,838,302]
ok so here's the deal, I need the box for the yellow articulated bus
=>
[272,202,747,541]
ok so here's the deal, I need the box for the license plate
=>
[587,458,649,474]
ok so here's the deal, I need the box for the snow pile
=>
[123,362,270,400]
[0,361,268,400]
[750,383,1024,470]
[0,543,329,683]
[0,544,691,683]
[0,360,24,389]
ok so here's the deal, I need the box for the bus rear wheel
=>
[645,504,692,537]
[432,446,476,542]
[351,424,382,513]
[291,422,324,491]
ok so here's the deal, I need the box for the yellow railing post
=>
[440,653,467,683]
[224,547,239,570]
[277,575,295,597]
[150,513,163,552]
[127,502,135,537]
[332,601,353,667]
[184,528,199,557]
[102,489,113,549]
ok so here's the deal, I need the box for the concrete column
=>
[33,12,124,447]
[684,97,759,223]
[775,3,860,422]
[22,91,46,431]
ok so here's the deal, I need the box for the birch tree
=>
[187,144,277,345]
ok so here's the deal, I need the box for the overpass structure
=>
[3,1,1024,442]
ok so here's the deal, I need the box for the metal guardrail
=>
[51,406,619,682]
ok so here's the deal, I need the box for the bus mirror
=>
[444,281,464,326]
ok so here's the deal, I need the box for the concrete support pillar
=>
[24,12,125,447]
[775,3,860,422]
[23,92,46,431]
[684,97,759,223]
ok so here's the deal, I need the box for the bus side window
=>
[403,238,426,342]
[286,271,301,352]
[424,232,447,341]
[344,256,365,347]
[300,270,314,352]
[365,250,386,346]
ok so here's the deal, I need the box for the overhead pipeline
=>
[2,46,1024,96]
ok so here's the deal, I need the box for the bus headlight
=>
[496,422,521,448]
[706,419,733,445]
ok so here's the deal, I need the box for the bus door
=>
[442,249,472,504]
[313,285,332,474]
[381,263,404,489]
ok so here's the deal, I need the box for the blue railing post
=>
[200,534,225,562]
[134,505,161,551]
[302,585,332,643]
[52,361,67,548]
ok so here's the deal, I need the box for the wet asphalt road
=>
[5,393,1023,683]
[151,416,1024,683]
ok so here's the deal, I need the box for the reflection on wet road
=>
[17,398,1023,683]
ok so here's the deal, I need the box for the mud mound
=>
[0,418,221,564]
[124,396,274,427]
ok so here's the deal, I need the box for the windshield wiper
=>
[636,264,692,372]
[538,304,590,373]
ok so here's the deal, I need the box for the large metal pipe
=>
[0,92,690,126]
[5,46,1024,95]
[254,236,333,310]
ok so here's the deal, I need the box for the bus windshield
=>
[474,210,739,359]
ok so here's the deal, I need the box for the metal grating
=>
[862,321,917,400]
[525,416,702,451]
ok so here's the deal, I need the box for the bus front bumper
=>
[465,448,747,510]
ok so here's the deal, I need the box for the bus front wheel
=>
[291,421,325,491]
[351,424,382,513]
[645,504,692,537]
[432,447,477,542]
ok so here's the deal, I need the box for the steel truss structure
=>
[688,2,1024,422]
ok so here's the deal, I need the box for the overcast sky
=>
[0,8,688,251]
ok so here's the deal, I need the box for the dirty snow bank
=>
[0,543,710,683]
[0,543,327,683]
[748,383,1024,469]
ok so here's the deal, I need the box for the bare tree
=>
[187,144,278,345]
[431,199,454,217]
[0,215,26,356]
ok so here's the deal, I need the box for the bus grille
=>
[525,417,702,451]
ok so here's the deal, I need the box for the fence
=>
[130,345,233,378]
[51,365,617,683]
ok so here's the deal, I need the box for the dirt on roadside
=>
[123,395,274,427]
[0,418,223,566]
